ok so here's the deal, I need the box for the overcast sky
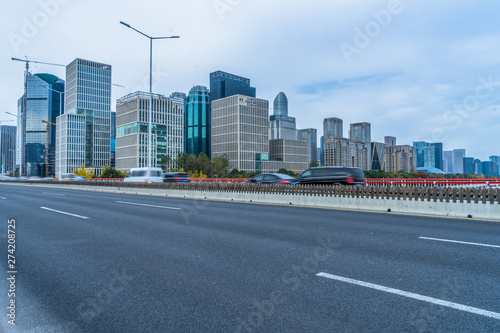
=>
[1,0,499,160]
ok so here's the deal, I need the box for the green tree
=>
[186,154,197,172]
[101,164,127,178]
[309,159,319,167]
[196,152,211,176]
[211,155,230,177]
[176,152,189,171]
[160,155,171,172]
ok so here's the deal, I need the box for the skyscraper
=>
[209,71,256,102]
[489,155,500,176]
[413,141,443,171]
[443,150,453,173]
[115,91,184,170]
[384,145,416,173]
[185,86,211,157]
[0,125,16,174]
[110,111,116,168]
[452,149,466,174]
[463,157,475,175]
[56,59,111,177]
[269,92,297,140]
[370,142,386,170]
[323,117,343,139]
[211,95,268,172]
[17,73,64,177]
[350,122,371,143]
[298,128,318,164]
[384,136,396,146]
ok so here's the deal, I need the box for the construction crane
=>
[42,119,56,177]
[12,56,64,176]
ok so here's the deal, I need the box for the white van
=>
[123,167,163,183]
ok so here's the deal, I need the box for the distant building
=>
[463,157,475,175]
[323,137,369,170]
[56,59,111,177]
[185,85,211,157]
[266,138,308,173]
[298,128,317,165]
[209,71,256,102]
[115,91,184,171]
[474,159,482,175]
[18,73,64,177]
[211,95,269,173]
[0,125,16,174]
[481,161,499,176]
[323,117,343,139]
[443,151,453,173]
[319,136,324,166]
[490,156,500,175]
[370,142,386,170]
[350,122,371,143]
[316,147,322,166]
[269,92,297,140]
[110,112,116,168]
[384,136,396,146]
[413,141,443,171]
[453,149,466,174]
[384,145,416,173]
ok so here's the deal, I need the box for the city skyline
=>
[1,1,500,160]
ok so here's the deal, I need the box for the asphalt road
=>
[0,183,499,332]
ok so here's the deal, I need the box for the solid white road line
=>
[42,192,66,196]
[316,272,500,320]
[419,236,500,249]
[0,197,6,199]
[116,201,181,210]
[40,207,89,219]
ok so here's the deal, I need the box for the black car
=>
[244,173,297,184]
[296,167,365,185]
[163,172,191,183]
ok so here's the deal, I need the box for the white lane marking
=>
[40,207,89,219]
[0,197,6,199]
[43,192,66,197]
[317,272,500,320]
[116,201,181,210]
[419,236,500,249]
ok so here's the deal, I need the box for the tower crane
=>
[11,56,64,176]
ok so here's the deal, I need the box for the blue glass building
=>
[209,71,256,101]
[270,92,297,140]
[463,157,475,175]
[185,86,210,157]
[17,73,64,176]
[413,141,444,171]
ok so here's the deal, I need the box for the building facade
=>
[323,117,343,140]
[323,137,369,170]
[211,95,269,172]
[384,145,416,173]
[350,122,371,143]
[17,73,64,177]
[384,136,396,146]
[298,128,318,165]
[269,92,297,140]
[185,85,210,157]
[115,91,184,170]
[56,59,111,177]
[370,142,386,170]
[0,125,16,174]
[413,141,444,171]
[268,138,308,172]
[463,157,475,175]
[209,71,256,102]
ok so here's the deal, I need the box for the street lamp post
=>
[40,85,64,179]
[120,21,179,169]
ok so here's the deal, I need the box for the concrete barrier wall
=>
[10,183,500,221]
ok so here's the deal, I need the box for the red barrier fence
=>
[88,178,500,186]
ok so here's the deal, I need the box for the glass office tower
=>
[56,58,111,177]
[17,73,64,177]
[209,71,256,102]
[0,125,16,174]
[269,92,297,140]
[185,86,210,157]
[413,141,444,171]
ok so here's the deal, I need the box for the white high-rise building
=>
[115,91,184,170]
[56,59,112,177]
